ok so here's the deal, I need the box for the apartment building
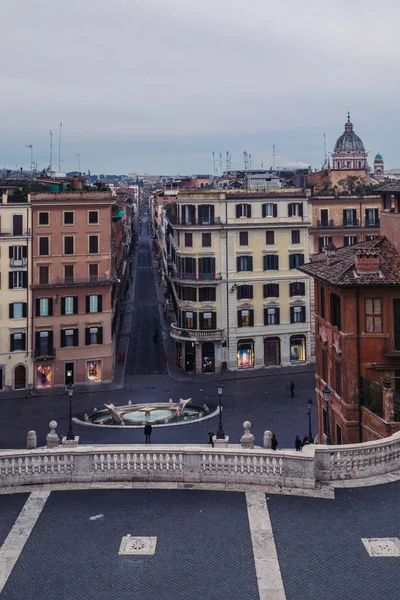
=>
[309,194,381,254]
[30,191,115,388]
[0,185,32,390]
[162,189,312,374]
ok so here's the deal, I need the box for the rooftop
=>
[299,236,400,286]
[375,181,400,193]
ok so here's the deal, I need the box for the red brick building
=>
[300,186,400,443]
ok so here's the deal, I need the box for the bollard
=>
[240,421,255,449]
[46,420,59,449]
[26,430,37,450]
[263,430,273,449]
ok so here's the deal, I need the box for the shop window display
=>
[36,365,52,387]
[290,335,306,363]
[237,340,254,369]
[87,361,101,383]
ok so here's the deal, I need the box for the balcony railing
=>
[317,219,334,228]
[384,336,400,357]
[174,272,222,282]
[34,348,56,361]
[10,258,27,268]
[0,230,30,237]
[170,324,225,341]
[365,219,380,228]
[32,274,111,288]
[343,218,359,227]
[166,215,222,226]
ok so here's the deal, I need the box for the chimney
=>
[355,249,380,275]
[325,241,337,266]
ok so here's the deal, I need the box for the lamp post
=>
[66,384,75,441]
[307,398,313,443]
[322,385,332,445]
[216,381,225,439]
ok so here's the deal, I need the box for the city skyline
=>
[2,0,399,173]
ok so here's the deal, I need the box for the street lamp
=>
[66,384,75,441]
[216,381,225,439]
[307,398,313,443]
[322,385,332,445]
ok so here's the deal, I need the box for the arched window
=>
[14,364,26,390]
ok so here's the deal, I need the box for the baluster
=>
[125,453,131,470]
[139,453,145,470]
[93,454,99,471]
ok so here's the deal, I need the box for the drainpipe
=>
[356,287,362,442]
[225,198,230,368]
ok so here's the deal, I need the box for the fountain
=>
[86,398,210,426]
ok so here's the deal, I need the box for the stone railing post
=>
[46,421,59,449]
[383,386,395,422]
[263,430,272,449]
[26,430,37,449]
[240,421,255,449]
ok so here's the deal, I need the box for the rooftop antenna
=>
[58,122,63,173]
[323,133,327,162]
[49,130,53,172]
[26,144,33,173]
[76,153,81,173]
[226,151,231,172]
[243,151,249,172]
[212,151,216,177]
[249,154,252,171]
[272,145,276,170]
[219,152,223,174]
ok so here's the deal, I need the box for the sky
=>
[1,0,400,175]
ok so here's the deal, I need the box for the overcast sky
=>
[1,0,399,175]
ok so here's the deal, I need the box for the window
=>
[321,347,327,382]
[290,282,305,296]
[263,255,279,271]
[320,209,329,226]
[85,326,103,345]
[64,236,74,255]
[9,245,27,266]
[264,307,280,325]
[265,231,275,245]
[288,203,303,217]
[180,287,197,302]
[335,360,341,396]
[365,208,379,227]
[238,309,254,327]
[198,257,215,278]
[184,233,193,247]
[319,236,332,252]
[89,235,99,254]
[320,286,326,319]
[198,205,214,225]
[12,215,23,236]
[239,232,248,246]
[62,296,78,315]
[39,212,49,225]
[64,212,74,225]
[36,298,53,317]
[9,271,27,289]
[344,236,357,246]
[237,285,253,300]
[289,254,305,269]
[64,265,74,283]
[365,298,382,333]
[347,161,351,168]
[39,237,49,256]
[366,235,378,241]
[202,233,211,247]
[86,294,102,313]
[323,408,328,435]
[290,305,306,323]
[199,287,216,302]
[35,330,53,356]
[10,302,27,319]
[291,230,300,244]
[199,312,216,330]
[235,204,251,218]
[330,293,341,329]
[182,205,196,225]
[10,331,26,352]
[182,311,197,329]
[61,329,78,348]
[264,283,279,298]
[89,264,98,282]
[262,203,277,217]
[179,256,196,278]
[88,211,99,224]
[237,256,253,272]
[343,208,357,227]
[39,266,49,285]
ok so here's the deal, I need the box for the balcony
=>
[166,215,222,226]
[365,218,380,228]
[317,219,334,228]
[343,218,359,227]
[31,274,112,289]
[34,348,56,361]
[10,258,27,268]
[174,272,222,282]
[384,336,400,357]
[0,229,30,237]
[170,324,225,342]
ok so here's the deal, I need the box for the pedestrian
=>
[290,381,295,398]
[208,431,214,447]
[302,434,310,446]
[144,423,152,444]
[295,435,302,451]
[271,434,278,451]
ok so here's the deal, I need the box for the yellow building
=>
[0,188,32,390]
[162,189,313,373]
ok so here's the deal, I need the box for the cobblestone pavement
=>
[1,483,400,599]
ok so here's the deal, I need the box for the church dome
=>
[374,153,383,161]
[334,114,365,153]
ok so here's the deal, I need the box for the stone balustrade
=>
[2,431,400,491]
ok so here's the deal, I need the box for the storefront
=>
[175,342,183,370]
[237,339,254,369]
[185,341,196,372]
[87,361,102,383]
[36,364,53,388]
[202,342,215,373]
[264,337,281,367]
[290,335,306,363]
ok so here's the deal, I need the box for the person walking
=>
[144,423,152,444]
[289,381,295,398]
[295,435,302,451]
[271,434,278,451]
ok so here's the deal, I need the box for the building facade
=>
[30,191,115,388]
[161,189,313,374]
[0,186,33,390]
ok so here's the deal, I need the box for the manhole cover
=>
[119,536,157,556]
